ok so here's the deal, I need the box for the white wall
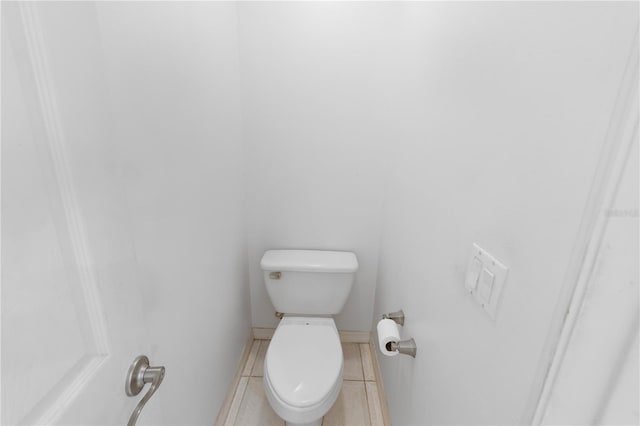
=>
[238,3,397,331]
[93,3,251,424]
[370,3,638,425]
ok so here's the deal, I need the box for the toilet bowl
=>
[260,249,358,425]
[263,316,343,426]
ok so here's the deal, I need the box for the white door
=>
[2,3,159,425]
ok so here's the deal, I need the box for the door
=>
[2,3,157,424]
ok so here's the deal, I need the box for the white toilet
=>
[260,249,359,426]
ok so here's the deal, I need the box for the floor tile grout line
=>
[357,343,366,382]
[225,376,249,426]
[241,340,261,377]
[365,381,384,426]
[250,339,267,377]
[360,343,376,382]
[234,378,249,424]
[359,343,365,381]
[343,341,365,381]
[362,375,372,426]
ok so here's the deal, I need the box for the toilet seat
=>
[263,317,343,424]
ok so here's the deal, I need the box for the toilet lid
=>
[266,319,342,408]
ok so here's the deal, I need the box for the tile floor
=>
[223,340,385,426]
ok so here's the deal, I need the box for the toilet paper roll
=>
[377,319,400,357]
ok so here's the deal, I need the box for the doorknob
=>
[125,355,165,426]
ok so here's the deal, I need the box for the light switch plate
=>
[478,268,494,304]
[464,256,483,291]
[465,243,509,320]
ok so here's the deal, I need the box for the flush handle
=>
[269,271,281,279]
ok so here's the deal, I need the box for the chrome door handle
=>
[125,355,165,426]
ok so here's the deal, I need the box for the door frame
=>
[527,31,639,424]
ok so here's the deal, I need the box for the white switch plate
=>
[464,256,483,291]
[465,243,509,320]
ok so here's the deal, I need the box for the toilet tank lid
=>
[261,250,358,273]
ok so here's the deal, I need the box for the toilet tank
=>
[261,250,358,315]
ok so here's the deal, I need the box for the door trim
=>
[526,31,639,424]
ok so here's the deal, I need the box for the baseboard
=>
[251,327,275,340]
[252,327,370,343]
[369,340,392,426]
[339,330,371,343]
[214,332,254,426]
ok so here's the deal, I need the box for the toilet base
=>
[285,418,322,426]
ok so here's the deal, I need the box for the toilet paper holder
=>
[380,310,416,358]
[382,309,405,326]
[387,338,417,358]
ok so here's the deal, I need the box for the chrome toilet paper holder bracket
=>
[381,309,416,357]
[387,338,417,358]
[382,309,405,326]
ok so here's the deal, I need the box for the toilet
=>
[260,249,359,426]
